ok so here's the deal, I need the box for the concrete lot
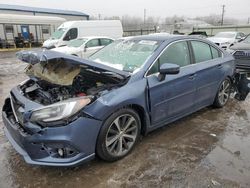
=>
[0,51,250,188]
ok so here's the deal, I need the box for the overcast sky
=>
[1,0,250,21]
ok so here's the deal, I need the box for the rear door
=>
[147,40,196,125]
[100,38,113,47]
[190,40,225,108]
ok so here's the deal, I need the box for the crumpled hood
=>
[52,46,80,55]
[207,37,234,44]
[230,42,250,50]
[16,49,130,78]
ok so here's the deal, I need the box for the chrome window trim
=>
[144,38,224,78]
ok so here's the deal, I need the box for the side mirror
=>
[158,63,180,81]
[84,46,87,52]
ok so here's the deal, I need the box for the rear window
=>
[211,46,222,59]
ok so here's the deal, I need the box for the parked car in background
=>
[227,34,250,70]
[207,31,245,50]
[2,35,249,166]
[228,34,250,52]
[188,31,208,38]
[42,20,123,49]
[52,36,114,58]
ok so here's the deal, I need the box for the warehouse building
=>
[0,4,89,21]
[0,4,89,48]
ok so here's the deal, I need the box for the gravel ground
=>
[0,51,250,188]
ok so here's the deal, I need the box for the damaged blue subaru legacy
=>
[2,35,249,166]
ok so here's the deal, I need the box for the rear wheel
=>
[213,78,231,108]
[96,108,141,161]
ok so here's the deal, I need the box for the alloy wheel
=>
[218,79,231,105]
[105,114,138,157]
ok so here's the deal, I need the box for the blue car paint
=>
[3,98,102,166]
[2,35,235,166]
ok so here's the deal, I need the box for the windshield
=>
[89,39,160,73]
[67,38,88,47]
[51,28,67,39]
[214,32,236,38]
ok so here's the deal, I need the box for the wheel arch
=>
[226,75,234,84]
[101,104,150,136]
[129,104,149,135]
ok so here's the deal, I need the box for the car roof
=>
[77,36,114,40]
[216,31,238,34]
[121,34,206,42]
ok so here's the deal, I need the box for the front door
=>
[21,25,30,40]
[147,41,196,125]
[83,39,102,58]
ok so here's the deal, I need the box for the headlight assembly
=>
[30,97,91,123]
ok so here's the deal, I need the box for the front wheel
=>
[96,108,141,162]
[213,78,231,108]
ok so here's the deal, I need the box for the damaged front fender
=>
[83,78,149,121]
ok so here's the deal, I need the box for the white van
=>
[43,20,123,49]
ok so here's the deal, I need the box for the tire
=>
[96,108,141,162]
[213,78,231,108]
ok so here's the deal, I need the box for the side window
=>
[64,28,78,41]
[239,33,245,38]
[42,26,50,34]
[191,41,212,63]
[86,39,100,48]
[100,38,113,46]
[236,33,241,39]
[210,46,222,59]
[5,25,14,33]
[147,41,190,75]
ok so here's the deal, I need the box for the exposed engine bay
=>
[21,58,127,105]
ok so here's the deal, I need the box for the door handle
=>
[189,73,196,80]
[217,64,222,69]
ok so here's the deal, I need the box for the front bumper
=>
[2,99,102,166]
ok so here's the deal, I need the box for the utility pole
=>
[221,5,225,26]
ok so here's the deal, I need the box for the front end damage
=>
[2,50,129,166]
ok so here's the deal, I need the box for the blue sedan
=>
[2,35,246,166]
